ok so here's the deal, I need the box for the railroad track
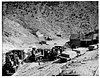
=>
[13,48,89,76]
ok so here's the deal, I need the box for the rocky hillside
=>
[2,1,98,52]
[2,16,39,53]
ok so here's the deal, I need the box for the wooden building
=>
[81,29,99,47]
[70,34,81,48]
[69,29,99,48]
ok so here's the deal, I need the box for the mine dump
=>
[2,1,99,76]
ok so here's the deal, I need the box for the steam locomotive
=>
[2,29,99,76]
[2,46,66,76]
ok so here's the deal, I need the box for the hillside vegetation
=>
[2,1,98,53]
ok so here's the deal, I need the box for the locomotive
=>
[2,45,66,76]
[24,46,65,62]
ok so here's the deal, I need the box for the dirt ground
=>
[60,49,99,76]
[13,47,99,76]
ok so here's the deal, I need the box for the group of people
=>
[25,46,66,62]
[2,46,66,76]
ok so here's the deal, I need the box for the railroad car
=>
[2,50,25,76]
[24,48,51,62]
[49,46,65,60]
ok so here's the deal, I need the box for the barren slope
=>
[3,17,39,53]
